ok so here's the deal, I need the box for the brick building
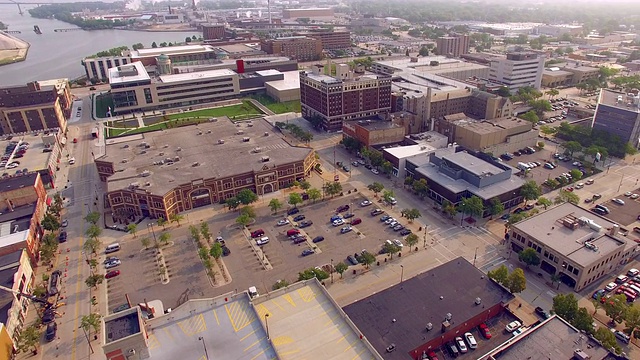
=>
[260,36,323,61]
[201,23,226,40]
[342,119,406,148]
[296,30,351,50]
[436,34,470,57]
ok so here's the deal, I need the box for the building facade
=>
[300,66,392,131]
[0,80,70,135]
[489,52,545,92]
[436,34,470,57]
[297,30,351,50]
[82,56,131,81]
[202,24,226,40]
[282,8,334,19]
[0,249,35,348]
[592,90,640,148]
[342,119,406,148]
[260,36,323,61]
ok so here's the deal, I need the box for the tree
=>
[226,197,240,211]
[624,304,640,340]
[272,279,289,290]
[507,212,526,227]
[189,225,201,242]
[200,222,212,242]
[367,182,385,197]
[236,189,259,205]
[528,99,552,116]
[288,193,303,208]
[240,206,256,220]
[569,169,583,181]
[307,188,321,203]
[299,180,311,191]
[382,190,395,205]
[457,196,484,223]
[156,232,170,246]
[83,237,101,254]
[553,293,579,321]
[573,307,595,334]
[127,223,137,238]
[442,200,457,218]
[520,180,541,204]
[506,268,526,293]
[418,46,429,56]
[550,273,562,290]
[42,213,61,231]
[537,197,552,209]
[412,178,429,198]
[236,214,251,227]
[85,224,102,240]
[540,125,558,135]
[81,313,102,339]
[157,217,167,229]
[595,327,622,353]
[210,242,223,259]
[383,243,400,259]
[519,110,539,124]
[401,208,422,222]
[603,294,629,324]
[132,42,144,50]
[141,237,151,249]
[169,213,184,227]
[564,141,582,156]
[85,274,104,288]
[555,189,580,205]
[545,88,559,100]
[185,36,192,43]
[381,161,393,175]
[360,252,376,269]
[198,247,210,261]
[16,324,40,354]
[488,264,509,285]
[518,248,540,268]
[84,211,101,225]
[335,262,348,278]
[399,232,417,250]
[496,86,511,97]
[151,41,158,48]
[324,182,342,197]
[266,198,283,215]
[298,267,329,281]
[489,197,505,219]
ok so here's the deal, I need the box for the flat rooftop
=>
[512,202,627,267]
[384,144,437,159]
[343,257,513,360]
[157,68,237,83]
[0,133,57,173]
[265,71,300,91]
[302,71,382,85]
[100,118,313,196]
[105,311,141,343]
[108,62,151,85]
[131,45,215,58]
[599,89,640,113]
[442,151,503,177]
[252,280,379,360]
[354,119,401,131]
[479,316,610,360]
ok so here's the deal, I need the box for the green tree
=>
[236,189,259,205]
[518,248,540,268]
[496,86,511,97]
[381,161,393,175]
[240,206,256,219]
[594,327,622,354]
[81,313,102,339]
[553,293,579,321]
[169,213,184,227]
[489,197,505,219]
[151,41,157,48]
[401,208,421,222]
[540,125,558,135]
[189,225,201,242]
[555,189,580,205]
[127,223,137,238]
[299,180,311,191]
[457,196,484,223]
[42,213,61,231]
[507,268,526,293]
[360,252,376,269]
[288,193,303,208]
[140,237,151,249]
[564,141,582,156]
[520,180,541,204]
[84,211,101,225]
[85,274,104,288]
[507,212,526,227]
[624,304,640,340]
[383,243,401,259]
[272,279,289,290]
[382,190,395,205]
[210,242,223,259]
[545,88,559,100]
[528,99,552,117]
[324,182,342,197]
[157,217,167,229]
[405,233,419,251]
[550,273,562,290]
[132,42,144,50]
[537,197,552,209]
[367,182,385,197]
[569,169,583,181]
[603,294,629,324]
[519,110,539,124]
[83,237,101,254]
[158,232,171,246]
[573,307,595,334]
[226,197,240,211]
[298,267,329,281]
[268,198,283,214]
[335,262,348,278]
[236,214,251,227]
[419,46,429,56]
[85,224,102,240]
[307,188,321,203]
[198,247,210,261]
[412,178,429,198]
[488,264,509,285]
[16,324,40,354]
[200,222,212,242]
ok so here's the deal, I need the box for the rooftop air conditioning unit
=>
[425,323,433,331]
[445,313,452,321]
[130,182,140,188]
[237,130,244,135]
[475,297,481,305]
[122,159,128,163]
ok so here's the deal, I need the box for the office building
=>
[436,34,470,57]
[488,52,545,92]
[344,257,514,359]
[0,79,70,135]
[260,36,323,61]
[282,8,334,19]
[592,89,640,148]
[201,23,226,40]
[508,202,638,291]
[342,119,406,148]
[542,65,600,87]
[82,55,131,81]
[300,65,392,131]
[296,29,351,50]
[406,147,524,212]
[382,131,448,179]
[95,119,316,220]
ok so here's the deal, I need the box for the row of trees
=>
[190,222,226,282]
[555,122,636,159]
[487,265,527,294]
[274,122,313,143]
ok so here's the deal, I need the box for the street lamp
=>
[400,265,404,284]
[147,223,158,248]
[198,337,210,360]
[330,259,334,284]
[265,313,270,340]
[79,326,94,354]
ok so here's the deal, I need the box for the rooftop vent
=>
[207,130,212,134]
[176,147,182,151]
[243,137,250,142]
[192,162,200,167]
[122,159,128,163]
[475,297,482,305]
[164,144,169,148]
[252,147,262,153]
[159,152,165,156]
[129,182,140,189]
[445,313,452,321]
[264,132,269,137]
[237,130,244,135]
[145,182,151,186]
[140,142,148,147]
[425,323,433,331]
[197,131,203,135]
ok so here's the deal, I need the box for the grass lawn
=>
[165,101,261,121]
[108,122,166,137]
[95,94,115,118]
[251,95,301,114]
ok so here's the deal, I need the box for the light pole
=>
[265,313,270,340]
[147,223,158,248]
[198,337,210,360]
[400,265,404,284]
[330,259,334,284]
[79,326,95,354]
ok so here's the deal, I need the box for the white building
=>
[82,56,131,81]
[489,52,545,92]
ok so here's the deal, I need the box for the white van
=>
[248,286,259,299]
[105,243,121,254]
[517,162,531,171]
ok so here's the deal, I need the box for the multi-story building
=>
[592,89,640,148]
[300,65,392,131]
[342,118,406,148]
[296,30,351,50]
[406,147,524,212]
[0,79,70,135]
[508,202,638,291]
[535,24,583,37]
[108,61,240,114]
[82,55,131,81]
[260,36,323,61]
[0,249,34,348]
[201,23,226,40]
[542,65,600,87]
[95,119,316,220]
[489,52,545,92]
[436,34,470,57]
[282,8,334,19]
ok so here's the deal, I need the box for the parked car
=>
[340,226,353,234]
[61,219,68,227]
[104,259,121,269]
[337,205,350,212]
[347,255,358,265]
[276,219,290,226]
[371,208,383,216]
[446,342,459,357]
[605,282,618,291]
[250,229,265,238]
[351,218,362,225]
[286,208,300,215]
[292,236,306,244]
[256,237,270,246]
[612,329,630,344]
[331,214,343,222]
[301,249,314,257]
[505,321,522,332]
[312,236,325,243]
[393,239,404,248]
[393,224,404,231]
[105,270,120,279]
[49,270,61,296]
[592,289,606,299]
[41,309,56,324]
[400,229,412,236]
[380,215,391,222]
[613,198,625,205]
[343,212,355,219]
[332,218,345,226]
[628,268,640,277]
[535,306,550,319]
[464,332,477,349]
[360,200,372,207]
[299,220,313,228]
[479,323,492,339]
[293,215,306,222]
[371,168,379,175]
[455,337,468,353]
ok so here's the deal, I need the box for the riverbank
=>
[0,32,29,66]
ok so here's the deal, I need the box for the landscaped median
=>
[104,100,264,138]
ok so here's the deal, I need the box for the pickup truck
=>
[634,226,640,234]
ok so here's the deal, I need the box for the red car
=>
[478,323,492,339]
[73,138,78,143]
[427,350,438,360]
[105,270,120,279]
[565,187,574,192]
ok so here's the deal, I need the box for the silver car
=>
[104,259,121,269]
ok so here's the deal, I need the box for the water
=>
[0,4,201,85]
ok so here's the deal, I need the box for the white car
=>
[69,157,76,165]
[624,191,632,197]
[256,237,269,246]
[332,219,345,226]
[6,163,18,169]
[388,197,397,205]
[276,219,290,226]
[512,327,526,337]
[455,336,468,353]
[104,259,121,269]
[371,168,379,175]
[613,198,625,205]
[505,320,522,332]
[464,332,477,349]
[392,239,403,248]
[360,200,372,207]
[385,217,396,224]
[631,194,639,199]
[61,220,68,227]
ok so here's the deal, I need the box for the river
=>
[0,4,201,85]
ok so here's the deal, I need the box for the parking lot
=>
[599,189,640,227]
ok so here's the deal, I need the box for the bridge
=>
[1,30,22,34]
[54,28,83,32]
[0,0,57,14]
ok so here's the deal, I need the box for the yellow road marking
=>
[324,313,339,326]
[351,348,367,360]
[312,301,328,309]
[250,349,266,360]
[277,349,300,357]
[271,336,294,347]
[177,313,206,336]
[244,336,266,352]
[240,329,257,341]
[272,300,285,312]
[213,309,220,325]
[147,334,160,349]
[163,328,174,341]
[226,301,257,332]
[336,335,347,344]
[344,339,359,352]
[282,294,296,307]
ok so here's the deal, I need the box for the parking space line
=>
[271,299,285,312]
[213,309,220,326]
[250,349,266,360]
[271,335,294,346]
[177,313,207,336]
[351,348,367,360]
[282,294,296,307]
[324,313,339,326]
[162,328,174,341]
[278,349,300,357]
[255,303,272,321]
[240,329,257,342]
[147,334,160,349]
[328,323,342,335]
[336,335,347,343]
[343,338,359,352]
[197,356,207,360]
[244,336,266,352]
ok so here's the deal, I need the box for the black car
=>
[42,309,56,324]
[292,236,306,244]
[343,213,355,219]
[222,246,231,256]
[513,208,524,214]
[287,208,300,215]
[535,306,550,319]
[299,220,313,228]
[337,205,350,212]
[58,231,67,243]
[400,229,412,236]
[293,215,306,222]
[301,249,314,257]
[513,151,522,156]
[347,255,358,265]
[49,270,61,297]
[45,322,57,342]
[312,236,325,243]
[364,164,372,170]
